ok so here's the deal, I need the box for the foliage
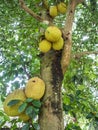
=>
[63,57,98,129]
[65,122,82,130]
[0,0,41,96]
[0,0,98,129]
[1,97,41,129]
[0,109,10,128]
[0,109,21,129]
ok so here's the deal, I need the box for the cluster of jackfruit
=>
[3,77,45,122]
[49,2,67,18]
[39,26,64,53]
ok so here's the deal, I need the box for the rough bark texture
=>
[39,50,64,130]
[61,0,84,74]
[61,0,77,74]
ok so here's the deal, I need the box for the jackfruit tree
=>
[0,0,98,130]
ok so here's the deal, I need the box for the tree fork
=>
[39,50,64,130]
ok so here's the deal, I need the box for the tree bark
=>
[39,50,64,130]
[61,0,84,74]
[61,0,78,74]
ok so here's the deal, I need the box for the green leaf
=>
[63,95,70,105]
[0,121,7,128]
[86,112,94,119]
[13,81,20,89]
[4,116,10,121]
[18,102,27,113]
[78,85,85,90]
[95,117,98,122]
[25,106,38,119]
[25,106,33,116]
[26,98,33,103]
[33,107,39,114]
[0,111,4,116]
[22,123,30,130]
[33,123,40,130]
[63,104,73,112]
[76,90,81,96]
[32,100,41,108]
[7,99,20,106]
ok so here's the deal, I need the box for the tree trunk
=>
[39,50,64,130]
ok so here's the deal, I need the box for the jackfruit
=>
[49,6,58,18]
[45,26,62,42]
[39,39,51,53]
[52,37,64,50]
[3,89,26,116]
[57,2,66,14]
[25,77,45,100]
[19,113,30,122]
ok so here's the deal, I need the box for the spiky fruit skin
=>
[57,2,66,14]
[19,113,30,122]
[45,26,62,42]
[3,89,26,116]
[39,39,51,53]
[52,37,64,50]
[49,6,58,18]
[25,77,45,100]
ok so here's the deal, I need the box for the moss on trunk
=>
[39,50,64,130]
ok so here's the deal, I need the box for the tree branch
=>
[61,0,84,74]
[73,51,98,59]
[19,0,44,22]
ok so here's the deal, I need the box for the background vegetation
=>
[0,0,98,129]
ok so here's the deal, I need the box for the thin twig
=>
[19,0,44,22]
[73,51,98,59]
